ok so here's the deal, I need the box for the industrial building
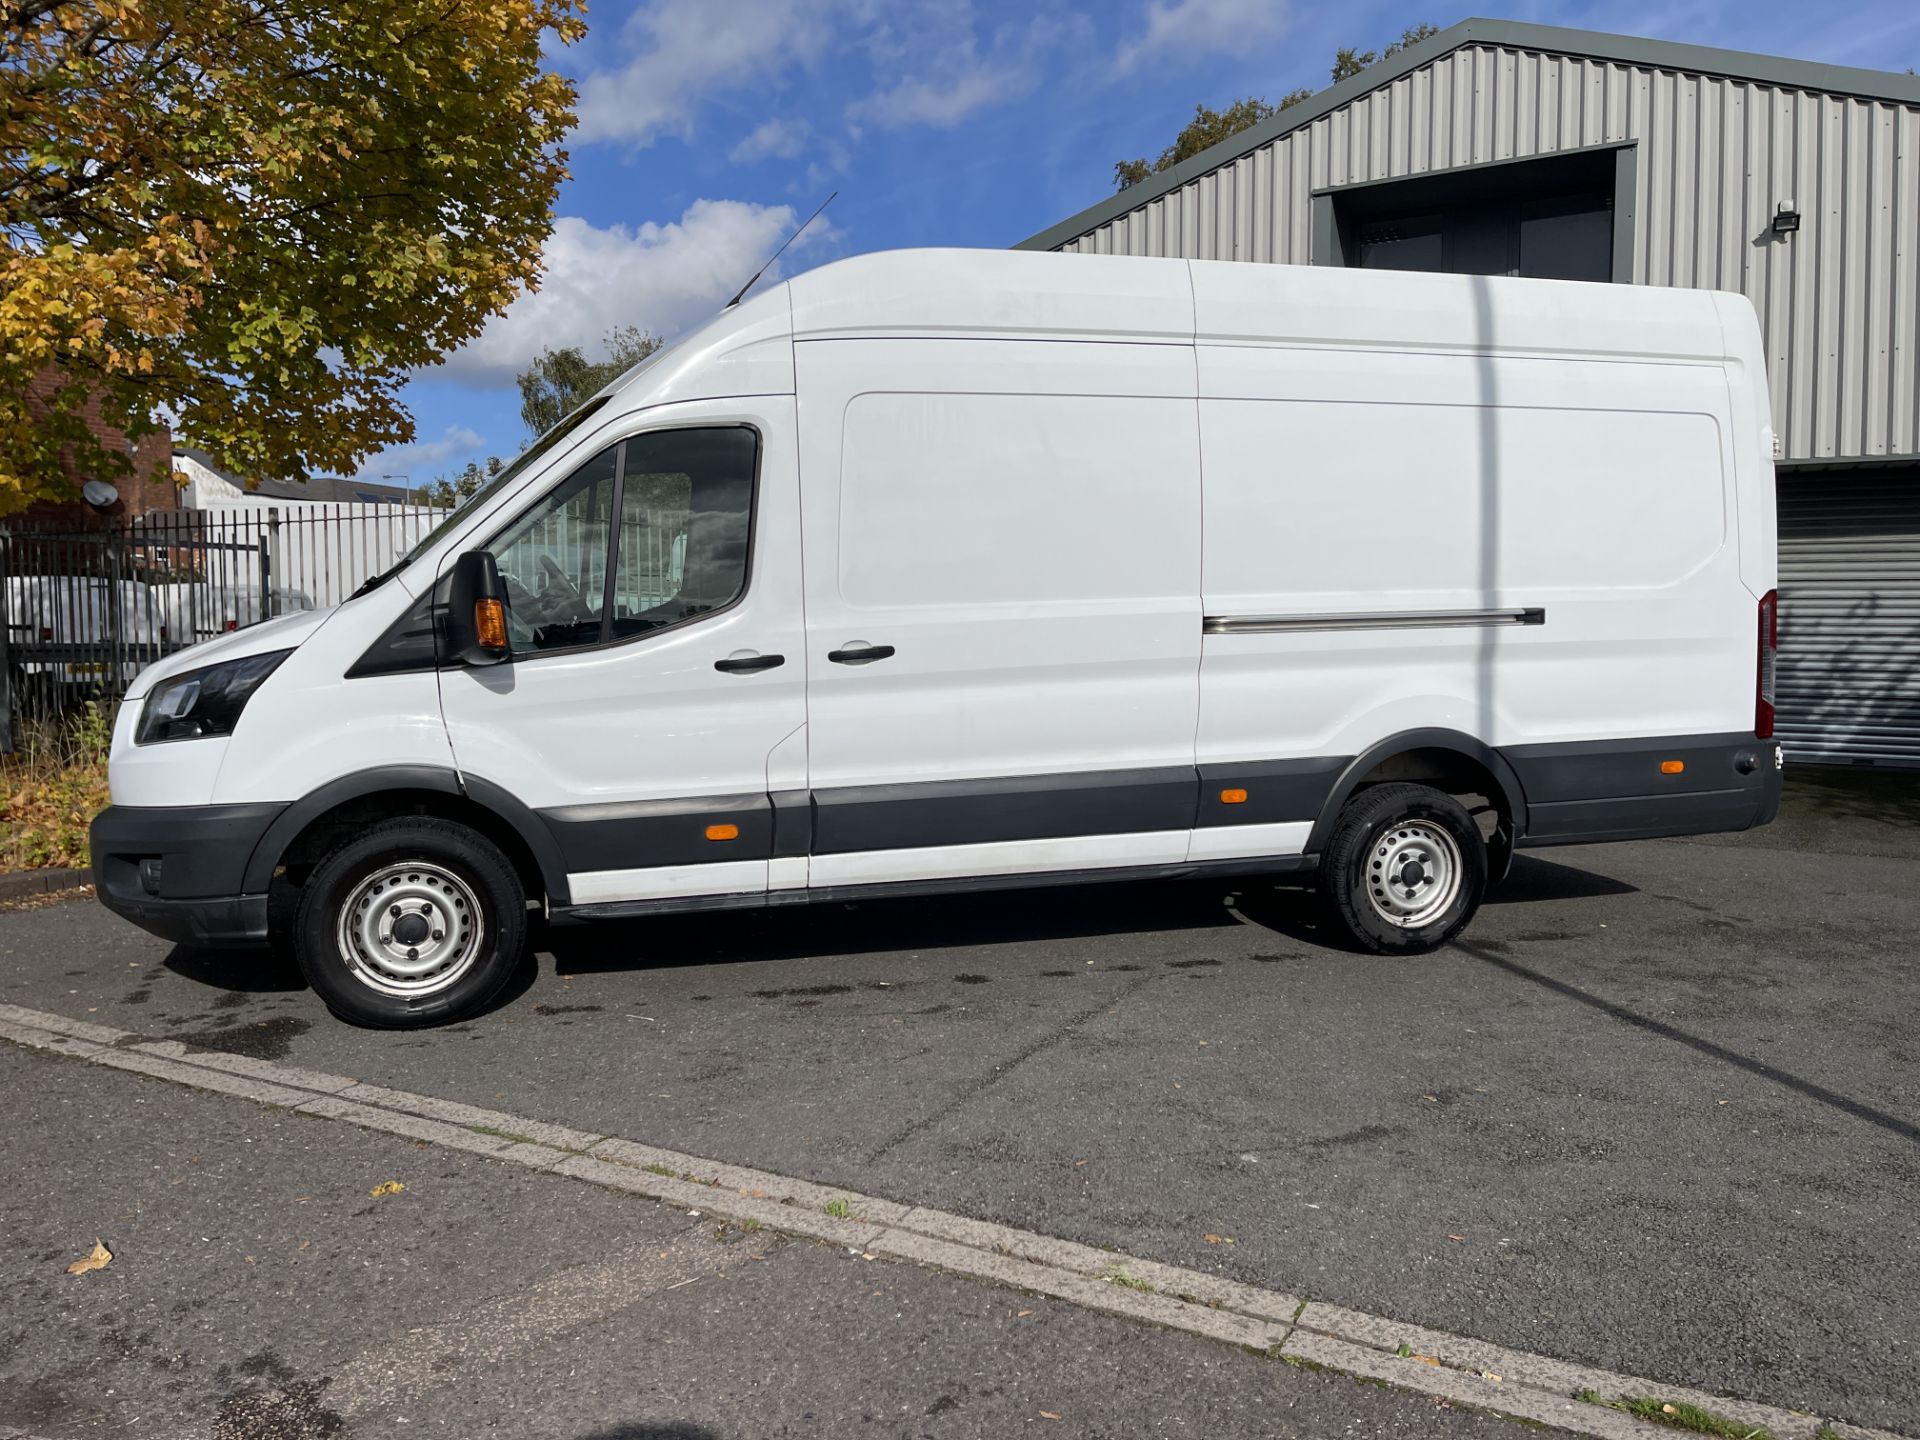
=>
[1022,19,1920,767]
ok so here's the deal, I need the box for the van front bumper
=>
[90,803,287,948]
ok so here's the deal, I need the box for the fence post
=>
[0,536,12,756]
[106,526,125,702]
[261,507,277,619]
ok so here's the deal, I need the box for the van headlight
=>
[136,650,292,744]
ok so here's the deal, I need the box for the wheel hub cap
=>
[336,860,484,998]
[1366,822,1464,929]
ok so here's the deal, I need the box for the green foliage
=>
[516,326,662,440]
[1115,98,1277,189]
[1,702,113,871]
[417,456,504,509]
[1114,24,1440,190]
[2,0,588,511]
[1577,1392,1777,1440]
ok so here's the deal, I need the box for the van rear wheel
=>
[1321,783,1486,953]
[293,817,527,1028]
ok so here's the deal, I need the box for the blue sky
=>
[359,0,1920,484]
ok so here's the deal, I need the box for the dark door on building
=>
[1325,146,1623,283]
[1355,193,1612,280]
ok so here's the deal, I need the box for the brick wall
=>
[20,368,177,527]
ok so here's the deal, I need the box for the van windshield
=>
[351,395,615,598]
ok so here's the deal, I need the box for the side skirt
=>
[552,853,1319,924]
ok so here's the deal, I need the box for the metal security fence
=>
[0,505,441,749]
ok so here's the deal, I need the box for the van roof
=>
[780,247,1735,364]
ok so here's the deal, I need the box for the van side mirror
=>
[445,551,510,666]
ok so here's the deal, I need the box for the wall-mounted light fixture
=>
[1771,201,1801,235]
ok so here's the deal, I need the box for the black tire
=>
[293,817,527,1028]
[1321,782,1487,954]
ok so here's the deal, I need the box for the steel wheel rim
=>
[1364,821,1463,929]
[335,860,484,998]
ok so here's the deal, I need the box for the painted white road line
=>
[1,1002,1900,1440]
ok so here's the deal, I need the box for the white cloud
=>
[730,117,812,163]
[851,62,1026,129]
[847,10,1087,131]
[356,425,484,480]
[434,200,807,386]
[1115,0,1292,73]
[576,0,840,147]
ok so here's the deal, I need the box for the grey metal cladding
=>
[538,792,774,871]
[1025,17,1920,466]
[809,766,1198,855]
[1018,16,1920,252]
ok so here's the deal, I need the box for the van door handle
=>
[828,644,895,665]
[714,653,785,674]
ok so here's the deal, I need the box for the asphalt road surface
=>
[2,770,1916,1435]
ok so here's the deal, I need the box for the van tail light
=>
[1755,589,1778,739]
[38,626,51,641]
[224,618,239,632]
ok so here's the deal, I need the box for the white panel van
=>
[91,250,1783,1027]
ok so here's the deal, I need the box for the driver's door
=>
[438,401,807,908]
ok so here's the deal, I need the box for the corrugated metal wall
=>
[1059,43,1920,467]
[1777,470,1920,766]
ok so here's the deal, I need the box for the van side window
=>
[487,445,618,654]
[481,427,755,657]
[609,427,755,642]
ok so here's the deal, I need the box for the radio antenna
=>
[727,190,837,307]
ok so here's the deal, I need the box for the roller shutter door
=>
[1775,471,1920,768]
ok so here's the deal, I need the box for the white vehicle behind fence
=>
[90,249,1783,1030]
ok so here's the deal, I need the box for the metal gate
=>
[1776,470,1920,769]
[0,504,441,751]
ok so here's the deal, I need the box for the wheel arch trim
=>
[1304,729,1531,856]
[241,766,572,905]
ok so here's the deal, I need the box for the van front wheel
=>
[293,817,527,1028]
[1321,783,1487,953]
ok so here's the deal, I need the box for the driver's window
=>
[485,445,617,654]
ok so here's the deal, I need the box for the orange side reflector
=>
[1220,788,1249,805]
[474,598,509,651]
[705,823,739,841]
[1660,760,1685,775]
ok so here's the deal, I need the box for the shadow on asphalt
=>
[540,877,1251,975]
[575,1426,720,1440]
[155,852,1644,999]
[1485,853,1639,904]
[1457,939,1920,1148]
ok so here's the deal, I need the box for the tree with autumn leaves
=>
[1,0,585,514]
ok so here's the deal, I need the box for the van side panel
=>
[1195,343,1748,774]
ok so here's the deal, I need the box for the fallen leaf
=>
[1410,1354,1442,1368]
[66,1239,112,1275]
[1447,1235,1466,1242]
[1203,1234,1234,1245]
[244,1255,257,1265]
[1482,1372,1502,1383]
[1662,1405,1677,1416]
[369,1180,406,1198]
[1040,1412,1063,1421]
[1016,1310,1034,1317]
[1074,1159,1088,1167]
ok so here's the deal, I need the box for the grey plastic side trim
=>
[1205,608,1545,635]
[555,854,1318,922]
